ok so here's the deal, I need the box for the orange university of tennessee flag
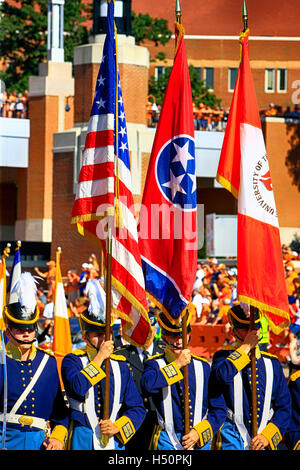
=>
[52,247,72,372]
[216,29,290,334]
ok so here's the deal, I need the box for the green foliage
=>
[149,64,222,108]
[131,12,172,46]
[0,0,91,93]
[189,64,222,108]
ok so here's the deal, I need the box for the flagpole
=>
[101,220,113,447]
[101,0,116,443]
[242,0,258,439]
[175,0,190,437]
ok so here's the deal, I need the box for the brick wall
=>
[263,119,300,228]
[147,38,300,110]
[27,95,59,221]
[74,62,148,125]
[51,150,103,276]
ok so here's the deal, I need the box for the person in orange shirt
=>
[265,103,277,117]
[286,266,299,296]
[34,260,57,301]
[64,269,80,303]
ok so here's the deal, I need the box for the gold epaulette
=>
[261,351,279,360]
[37,347,55,356]
[72,348,87,356]
[147,352,164,361]
[191,353,209,363]
[111,353,126,361]
[290,370,300,382]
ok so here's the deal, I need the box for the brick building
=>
[1,0,300,274]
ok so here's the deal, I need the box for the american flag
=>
[71,1,151,349]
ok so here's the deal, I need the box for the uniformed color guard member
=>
[285,366,300,450]
[140,311,226,450]
[210,304,291,450]
[0,272,69,450]
[114,308,165,451]
[61,279,146,450]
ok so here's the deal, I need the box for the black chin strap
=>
[8,329,36,345]
[85,333,99,351]
[162,336,183,350]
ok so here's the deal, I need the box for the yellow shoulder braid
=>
[290,370,300,382]
[111,353,126,361]
[147,352,164,361]
[37,347,55,356]
[191,353,209,363]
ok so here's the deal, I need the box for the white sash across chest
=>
[70,356,122,450]
[232,357,274,449]
[156,357,204,450]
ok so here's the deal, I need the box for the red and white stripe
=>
[72,113,150,348]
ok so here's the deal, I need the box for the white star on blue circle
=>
[156,136,197,210]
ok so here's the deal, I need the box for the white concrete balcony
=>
[0,117,30,168]
[195,130,225,180]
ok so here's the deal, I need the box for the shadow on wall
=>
[285,122,300,191]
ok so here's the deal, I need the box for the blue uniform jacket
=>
[210,346,291,449]
[0,344,68,441]
[61,349,146,445]
[140,350,226,447]
[285,370,300,450]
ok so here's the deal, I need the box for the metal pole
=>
[101,222,113,447]
[182,312,190,436]
[250,305,258,437]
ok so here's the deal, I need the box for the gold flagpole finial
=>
[175,0,181,24]
[242,0,248,32]
[16,240,21,250]
[3,243,11,258]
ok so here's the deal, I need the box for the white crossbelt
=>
[156,357,205,450]
[70,357,122,450]
[229,356,274,449]
[157,357,183,450]
[0,354,49,431]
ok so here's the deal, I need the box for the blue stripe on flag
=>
[141,258,188,320]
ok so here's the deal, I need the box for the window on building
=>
[194,67,202,81]
[204,67,214,90]
[277,68,288,92]
[155,66,165,80]
[155,66,172,80]
[228,68,238,92]
[265,68,275,92]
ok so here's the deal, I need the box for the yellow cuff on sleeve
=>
[193,419,213,448]
[227,347,250,371]
[80,360,106,386]
[260,422,282,450]
[160,361,183,385]
[50,425,68,447]
[294,440,300,450]
[114,416,135,444]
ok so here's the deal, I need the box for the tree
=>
[0,0,91,93]
[131,12,172,46]
[149,64,222,108]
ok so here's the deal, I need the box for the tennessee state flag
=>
[216,30,290,333]
[52,248,72,367]
[138,23,197,323]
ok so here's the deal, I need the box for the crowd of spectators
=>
[146,99,229,131]
[193,103,229,131]
[32,243,300,364]
[189,245,300,367]
[0,90,28,119]
[260,103,300,119]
